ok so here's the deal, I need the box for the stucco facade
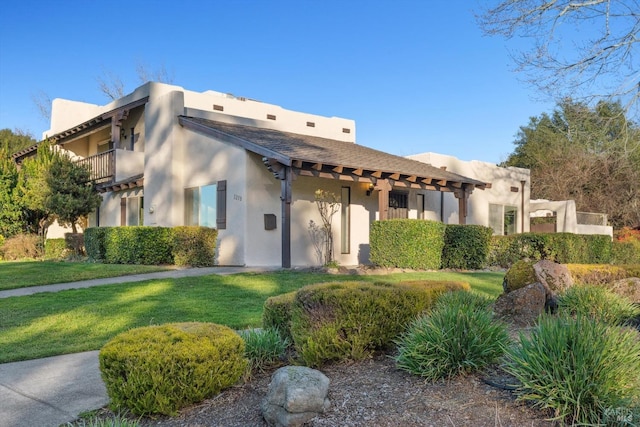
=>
[31,81,607,268]
[407,153,531,234]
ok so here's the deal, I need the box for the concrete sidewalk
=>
[0,351,106,427]
[0,266,280,299]
[0,266,280,426]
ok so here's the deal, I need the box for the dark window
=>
[389,191,408,219]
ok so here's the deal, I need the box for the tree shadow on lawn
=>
[0,271,504,363]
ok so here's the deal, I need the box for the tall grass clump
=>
[239,328,289,372]
[395,291,509,381]
[505,314,640,425]
[557,285,640,325]
[68,412,140,427]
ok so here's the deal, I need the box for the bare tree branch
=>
[478,0,640,116]
[96,69,125,100]
[30,90,52,122]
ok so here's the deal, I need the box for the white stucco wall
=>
[142,88,185,227]
[180,121,249,266]
[408,152,531,232]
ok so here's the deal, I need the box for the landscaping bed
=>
[90,353,554,427]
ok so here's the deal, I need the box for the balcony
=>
[75,148,144,185]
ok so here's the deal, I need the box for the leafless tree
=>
[477,0,640,116]
[96,68,126,100]
[96,62,174,100]
[31,90,52,122]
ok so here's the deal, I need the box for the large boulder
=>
[533,259,573,297]
[502,260,536,293]
[262,366,330,427]
[494,282,546,326]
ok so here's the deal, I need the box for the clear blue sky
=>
[0,0,554,164]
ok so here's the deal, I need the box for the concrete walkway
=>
[0,266,279,427]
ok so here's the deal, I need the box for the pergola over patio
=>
[179,116,487,267]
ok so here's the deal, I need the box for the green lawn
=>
[0,270,504,363]
[0,261,172,291]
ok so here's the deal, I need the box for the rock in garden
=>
[494,282,546,326]
[261,366,330,427]
[607,277,640,303]
[533,259,573,297]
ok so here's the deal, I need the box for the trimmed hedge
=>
[172,226,218,267]
[104,227,174,264]
[99,322,248,416]
[44,238,67,260]
[84,227,108,261]
[488,232,613,267]
[442,224,493,270]
[370,219,446,269]
[289,280,468,367]
[612,240,640,265]
[84,226,217,266]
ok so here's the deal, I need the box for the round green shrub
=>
[395,291,509,381]
[506,314,640,425]
[503,260,536,292]
[262,291,297,342]
[99,322,248,416]
[557,285,640,325]
[290,281,466,367]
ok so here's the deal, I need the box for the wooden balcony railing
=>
[75,149,115,183]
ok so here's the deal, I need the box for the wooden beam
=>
[458,187,468,224]
[452,181,462,188]
[332,165,344,173]
[407,175,417,182]
[353,168,363,176]
[281,166,292,268]
[375,179,392,220]
[371,170,382,178]
[389,173,400,180]
[437,179,447,186]
[422,178,432,185]
[312,162,323,171]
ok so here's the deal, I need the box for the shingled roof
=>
[178,116,486,192]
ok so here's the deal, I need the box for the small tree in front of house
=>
[309,189,340,265]
[45,152,101,235]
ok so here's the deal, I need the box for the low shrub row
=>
[488,232,613,267]
[370,220,495,270]
[370,220,446,269]
[84,226,217,266]
[369,220,622,270]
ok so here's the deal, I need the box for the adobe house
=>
[407,153,531,235]
[14,82,497,267]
